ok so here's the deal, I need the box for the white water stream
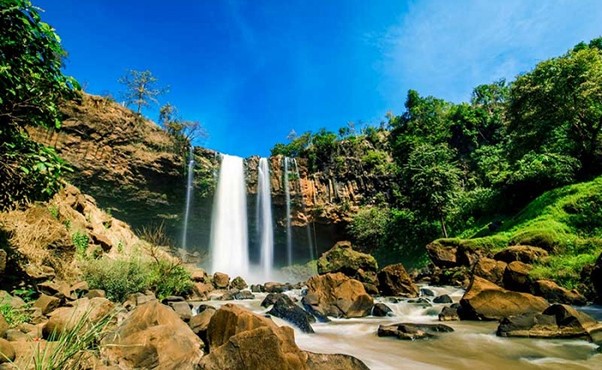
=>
[209,154,249,277]
[196,285,602,370]
[181,146,195,250]
[257,158,274,280]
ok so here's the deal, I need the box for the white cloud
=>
[379,0,602,107]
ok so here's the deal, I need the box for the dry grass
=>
[0,204,79,282]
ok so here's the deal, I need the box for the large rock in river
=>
[377,263,418,297]
[459,276,549,321]
[101,301,203,369]
[497,304,602,344]
[200,303,369,370]
[302,273,374,318]
[317,241,379,292]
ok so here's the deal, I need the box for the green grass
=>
[447,176,602,289]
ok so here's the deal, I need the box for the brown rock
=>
[473,258,507,286]
[102,301,203,369]
[305,352,370,370]
[0,250,6,275]
[191,282,214,300]
[189,307,216,337]
[212,272,229,289]
[302,273,373,318]
[33,294,61,315]
[230,276,248,290]
[85,289,106,299]
[70,281,89,298]
[169,301,192,322]
[459,276,549,320]
[503,261,533,292]
[264,282,287,293]
[377,322,454,340]
[90,232,112,252]
[0,314,8,338]
[190,268,209,283]
[497,304,602,344]
[316,241,379,287]
[531,279,587,306]
[0,339,15,364]
[494,245,548,264]
[377,263,418,297]
[426,241,458,268]
[43,297,114,338]
[37,281,70,300]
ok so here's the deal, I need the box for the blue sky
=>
[36,0,602,157]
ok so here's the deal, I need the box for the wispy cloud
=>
[379,0,602,106]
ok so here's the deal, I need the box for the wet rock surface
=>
[378,322,454,340]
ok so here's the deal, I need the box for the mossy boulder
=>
[317,241,378,290]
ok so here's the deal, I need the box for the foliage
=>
[26,308,115,370]
[71,231,89,256]
[0,301,31,327]
[148,259,193,300]
[347,206,390,253]
[82,257,150,302]
[119,69,166,115]
[159,103,208,155]
[0,0,79,209]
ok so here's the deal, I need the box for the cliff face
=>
[27,94,188,231]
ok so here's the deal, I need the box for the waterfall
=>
[284,157,293,266]
[209,154,249,277]
[257,158,274,279]
[181,146,194,250]
[292,158,316,262]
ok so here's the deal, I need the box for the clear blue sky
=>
[36,0,602,157]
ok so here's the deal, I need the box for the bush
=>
[82,257,150,302]
[149,260,193,300]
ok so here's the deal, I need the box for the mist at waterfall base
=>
[180,154,333,283]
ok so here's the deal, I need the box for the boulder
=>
[426,241,458,268]
[377,323,454,340]
[192,282,214,300]
[0,291,25,309]
[502,261,533,292]
[531,279,587,306]
[267,295,315,333]
[33,294,61,315]
[0,338,15,364]
[494,245,548,264]
[459,277,549,321]
[377,263,418,298]
[302,273,373,318]
[212,272,229,289]
[0,314,8,338]
[201,304,366,370]
[305,352,370,370]
[169,301,192,322]
[189,306,216,345]
[37,281,70,300]
[316,241,378,288]
[264,282,287,293]
[372,303,393,317]
[497,304,602,344]
[433,294,453,304]
[438,304,460,321]
[234,290,254,300]
[85,289,106,299]
[473,258,507,286]
[230,276,248,290]
[102,301,203,369]
[43,297,114,338]
[261,293,290,308]
[190,268,209,283]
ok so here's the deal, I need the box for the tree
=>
[404,143,462,238]
[508,43,602,177]
[119,69,166,115]
[158,103,208,154]
[0,0,79,208]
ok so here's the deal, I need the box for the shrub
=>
[0,301,31,327]
[82,257,150,302]
[149,260,193,300]
[71,231,89,256]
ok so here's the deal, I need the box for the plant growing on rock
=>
[118,69,167,115]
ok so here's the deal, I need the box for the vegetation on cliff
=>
[272,37,602,274]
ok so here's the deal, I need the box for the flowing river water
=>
[196,285,602,370]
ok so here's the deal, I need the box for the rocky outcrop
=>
[494,245,548,264]
[200,303,368,370]
[317,241,379,292]
[473,258,507,286]
[377,263,418,297]
[302,273,374,318]
[497,304,602,344]
[102,301,203,369]
[43,297,114,338]
[502,261,533,292]
[531,279,586,306]
[459,277,549,321]
[378,323,454,340]
[267,295,315,333]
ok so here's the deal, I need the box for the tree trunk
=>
[440,216,448,238]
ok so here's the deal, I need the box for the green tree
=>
[508,42,602,176]
[119,69,166,115]
[404,143,462,238]
[0,0,79,209]
[158,103,208,154]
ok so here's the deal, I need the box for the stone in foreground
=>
[302,273,373,318]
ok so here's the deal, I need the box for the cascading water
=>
[209,154,249,277]
[256,158,274,279]
[181,146,194,251]
[284,157,293,266]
